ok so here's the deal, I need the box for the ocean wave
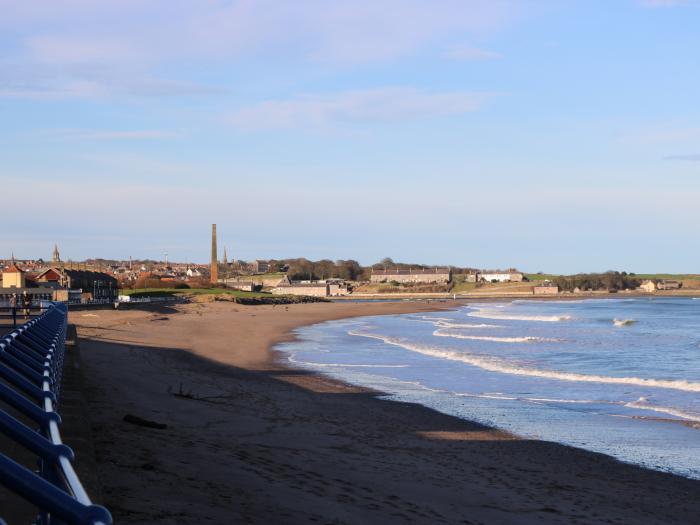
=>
[625,397,700,422]
[348,331,700,393]
[287,354,409,369]
[434,321,502,329]
[417,316,454,322]
[467,308,572,322]
[456,392,614,405]
[613,318,636,327]
[432,329,557,343]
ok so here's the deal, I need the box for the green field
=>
[524,274,561,281]
[525,273,700,281]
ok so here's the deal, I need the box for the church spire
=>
[52,244,61,264]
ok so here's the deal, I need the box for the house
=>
[639,280,657,293]
[186,267,202,278]
[34,267,118,301]
[0,262,61,303]
[1,261,26,288]
[370,268,452,284]
[477,271,524,283]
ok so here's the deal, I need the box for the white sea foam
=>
[467,307,572,322]
[456,392,612,405]
[625,397,700,422]
[613,318,636,327]
[348,331,700,393]
[287,354,409,369]
[432,329,557,343]
[421,315,454,323]
[434,321,502,329]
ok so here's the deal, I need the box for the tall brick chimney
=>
[211,224,218,284]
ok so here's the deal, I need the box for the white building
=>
[477,271,524,283]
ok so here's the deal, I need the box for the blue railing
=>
[0,303,112,525]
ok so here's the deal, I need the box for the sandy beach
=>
[71,300,700,524]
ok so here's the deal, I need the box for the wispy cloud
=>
[229,88,494,130]
[618,125,700,145]
[0,1,518,99]
[445,45,502,61]
[640,0,695,7]
[664,154,700,161]
[46,129,185,141]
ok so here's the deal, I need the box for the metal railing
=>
[0,303,112,525]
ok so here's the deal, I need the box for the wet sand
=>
[72,301,700,524]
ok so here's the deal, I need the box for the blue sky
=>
[1,0,699,272]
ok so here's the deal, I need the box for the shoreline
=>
[71,300,700,524]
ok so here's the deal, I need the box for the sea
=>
[276,297,700,479]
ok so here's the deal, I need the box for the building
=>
[186,267,203,278]
[221,280,256,292]
[1,261,26,289]
[657,279,682,290]
[477,271,524,283]
[253,260,270,273]
[370,268,452,284]
[34,267,118,301]
[0,261,59,304]
[639,280,657,293]
[533,282,559,295]
[271,282,330,297]
[328,282,350,296]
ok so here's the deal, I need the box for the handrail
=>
[0,303,112,525]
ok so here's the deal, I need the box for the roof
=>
[372,268,451,276]
[3,263,24,274]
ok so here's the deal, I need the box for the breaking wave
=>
[467,308,572,322]
[434,321,502,329]
[432,329,557,343]
[348,331,700,393]
[613,318,636,327]
[625,397,700,422]
[287,353,409,369]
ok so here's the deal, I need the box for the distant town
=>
[1,225,698,305]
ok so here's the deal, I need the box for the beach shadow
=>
[73,336,700,525]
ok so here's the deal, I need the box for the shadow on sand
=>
[73,336,700,525]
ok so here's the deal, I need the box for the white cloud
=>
[0,1,518,98]
[229,87,494,130]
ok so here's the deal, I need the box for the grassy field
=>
[526,273,700,281]
[120,288,271,298]
[525,274,561,281]
[451,281,477,293]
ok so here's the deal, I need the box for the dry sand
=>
[71,301,700,524]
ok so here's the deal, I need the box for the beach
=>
[71,301,700,524]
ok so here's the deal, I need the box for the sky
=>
[1,0,699,273]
